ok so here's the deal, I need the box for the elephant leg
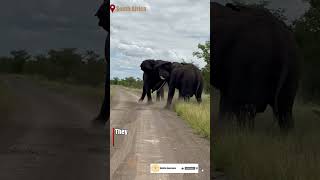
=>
[237,104,256,129]
[147,89,152,104]
[219,93,228,121]
[156,91,160,101]
[196,93,202,104]
[196,83,203,104]
[166,87,175,109]
[247,104,256,130]
[274,103,294,131]
[139,85,146,102]
[236,108,246,128]
[160,88,164,100]
[178,90,183,100]
[184,96,190,102]
[274,74,297,131]
[277,110,293,131]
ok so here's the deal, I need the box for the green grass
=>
[174,96,210,139]
[110,85,115,99]
[213,100,320,180]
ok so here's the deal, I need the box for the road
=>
[110,86,210,180]
[0,75,107,180]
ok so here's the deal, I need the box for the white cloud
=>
[110,0,210,79]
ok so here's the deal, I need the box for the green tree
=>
[193,41,210,93]
[111,77,119,85]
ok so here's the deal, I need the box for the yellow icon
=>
[151,164,160,173]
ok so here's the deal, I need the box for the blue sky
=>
[110,0,210,79]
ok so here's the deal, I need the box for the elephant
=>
[93,1,110,124]
[154,61,204,108]
[139,60,166,103]
[212,2,300,130]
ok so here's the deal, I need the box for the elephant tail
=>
[195,80,201,96]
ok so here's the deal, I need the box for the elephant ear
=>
[154,60,171,69]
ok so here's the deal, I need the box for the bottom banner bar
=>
[150,163,199,174]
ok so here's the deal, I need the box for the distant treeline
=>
[111,41,211,93]
[0,48,106,86]
[110,77,143,89]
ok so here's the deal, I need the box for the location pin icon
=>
[110,4,116,13]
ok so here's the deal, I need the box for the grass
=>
[0,79,13,121]
[28,75,105,102]
[174,96,210,139]
[110,85,115,99]
[213,96,320,180]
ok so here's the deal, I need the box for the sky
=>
[0,0,309,79]
[110,0,210,79]
[0,0,106,56]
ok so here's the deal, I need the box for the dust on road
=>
[0,75,107,180]
[110,86,210,180]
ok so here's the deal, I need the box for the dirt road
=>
[0,75,107,180]
[110,86,210,180]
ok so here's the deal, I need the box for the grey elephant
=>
[154,61,204,108]
[212,2,300,130]
[139,60,166,103]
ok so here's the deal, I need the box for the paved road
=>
[0,75,107,180]
[110,86,210,180]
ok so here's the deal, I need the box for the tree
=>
[294,0,320,101]
[193,41,210,69]
[193,41,210,93]
[47,48,82,80]
[10,50,31,73]
[112,77,119,85]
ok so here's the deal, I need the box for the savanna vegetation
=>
[110,77,143,89]
[0,49,106,116]
[213,1,320,179]
[0,48,106,87]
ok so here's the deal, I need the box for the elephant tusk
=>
[156,81,166,92]
[160,76,165,80]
